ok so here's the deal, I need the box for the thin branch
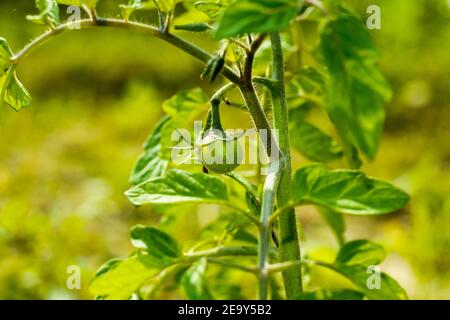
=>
[268,260,304,274]
[10,18,241,84]
[185,246,258,258]
[207,258,258,274]
[210,82,238,104]
[269,203,295,224]
[239,33,280,159]
[249,33,267,54]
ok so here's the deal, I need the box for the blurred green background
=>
[0,0,449,299]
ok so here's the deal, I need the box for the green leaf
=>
[318,208,345,245]
[335,240,385,267]
[201,54,225,82]
[126,169,228,206]
[1,67,32,112]
[27,0,60,26]
[294,289,364,300]
[215,0,299,39]
[195,1,229,19]
[130,116,169,185]
[320,14,392,160]
[93,259,122,278]
[163,87,209,118]
[291,164,410,215]
[290,121,343,162]
[0,38,13,76]
[154,0,175,12]
[326,263,408,300]
[130,225,181,259]
[174,23,211,32]
[182,258,212,299]
[89,254,166,300]
[160,88,209,159]
[56,0,100,8]
[245,191,260,216]
[119,0,156,20]
[288,66,326,98]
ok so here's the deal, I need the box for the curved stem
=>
[239,34,280,159]
[257,162,283,300]
[211,82,237,102]
[10,18,241,84]
[210,83,237,130]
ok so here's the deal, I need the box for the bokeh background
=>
[0,0,449,299]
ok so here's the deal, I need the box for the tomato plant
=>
[1,0,410,300]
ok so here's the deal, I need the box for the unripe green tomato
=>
[201,132,243,174]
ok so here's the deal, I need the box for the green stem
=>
[210,99,223,131]
[211,83,238,103]
[269,203,295,224]
[239,34,280,158]
[270,32,303,297]
[207,258,258,274]
[258,163,283,299]
[210,83,237,130]
[185,246,258,258]
[10,18,241,84]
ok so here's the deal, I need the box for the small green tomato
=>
[201,130,243,174]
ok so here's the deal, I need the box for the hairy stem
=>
[11,18,240,84]
[258,163,283,299]
[239,33,280,158]
[210,83,237,130]
[270,32,303,297]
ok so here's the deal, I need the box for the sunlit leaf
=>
[126,169,228,205]
[0,38,13,76]
[56,0,100,8]
[324,263,408,300]
[130,225,181,259]
[163,87,209,118]
[1,67,32,112]
[291,164,410,215]
[160,88,209,159]
[27,0,60,26]
[335,240,385,267]
[119,0,156,20]
[290,121,343,162]
[130,116,169,185]
[89,254,167,300]
[155,0,175,12]
[318,208,345,245]
[215,0,299,39]
[320,14,392,160]
[289,66,326,98]
[194,1,228,19]
[182,258,212,299]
